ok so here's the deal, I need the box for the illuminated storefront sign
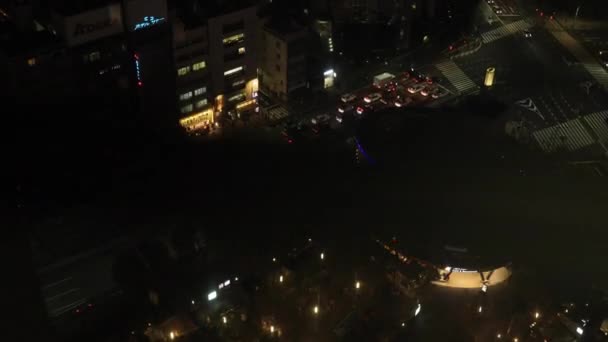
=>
[179,109,214,131]
[134,53,142,86]
[133,16,165,31]
[61,4,123,47]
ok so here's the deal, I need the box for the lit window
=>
[27,58,36,66]
[224,66,243,76]
[222,33,245,46]
[227,93,246,103]
[195,99,208,108]
[193,61,206,71]
[179,91,193,101]
[194,87,207,96]
[232,79,245,87]
[89,51,101,62]
[180,104,193,114]
[238,47,246,55]
[177,66,190,76]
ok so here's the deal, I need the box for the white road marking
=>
[481,19,532,44]
[45,288,80,302]
[42,277,73,290]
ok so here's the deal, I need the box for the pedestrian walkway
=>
[265,104,289,122]
[547,20,608,91]
[480,19,533,44]
[435,60,479,95]
[582,110,608,143]
[532,118,595,153]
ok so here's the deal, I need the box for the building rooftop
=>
[49,0,120,16]
[0,16,59,58]
[174,0,254,29]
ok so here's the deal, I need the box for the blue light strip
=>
[354,137,376,165]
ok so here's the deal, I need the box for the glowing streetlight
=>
[222,316,227,324]
[270,325,275,333]
[272,257,276,262]
[320,252,324,260]
[279,275,284,283]
[313,305,319,315]
[534,311,540,319]
[169,331,175,340]
[355,281,361,289]
[497,333,502,339]
[481,284,488,292]
[513,338,519,342]
[191,299,195,305]
[478,306,483,313]
[401,322,406,327]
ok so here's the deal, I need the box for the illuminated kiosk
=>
[431,245,511,289]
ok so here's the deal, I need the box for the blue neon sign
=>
[133,16,166,31]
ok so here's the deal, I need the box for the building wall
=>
[259,26,308,101]
[207,5,258,111]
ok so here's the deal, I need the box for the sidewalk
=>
[546,17,608,92]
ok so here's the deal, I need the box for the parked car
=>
[364,93,382,103]
[407,84,426,94]
[340,93,357,103]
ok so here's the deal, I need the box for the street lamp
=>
[313,305,319,315]
[355,281,361,290]
[534,311,540,320]
[320,252,324,260]
[270,325,275,333]
[279,275,284,283]
[222,316,227,324]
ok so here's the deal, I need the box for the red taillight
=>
[137,81,143,87]
[288,139,293,144]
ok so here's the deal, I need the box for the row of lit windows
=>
[177,60,206,76]
[224,66,243,76]
[179,86,207,101]
[223,33,245,46]
[180,99,209,114]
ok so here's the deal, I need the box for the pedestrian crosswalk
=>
[532,118,595,153]
[435,60,479,95]
[548,22,608,91]
[481,19,533,44]
[582,110,608,143]
[265,105,289,122]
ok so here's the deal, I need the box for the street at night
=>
[6,0,608,341]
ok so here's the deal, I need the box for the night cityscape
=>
[6,0,608,341]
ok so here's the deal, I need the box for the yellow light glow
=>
[179,109,214,130]
[279,275,284,283]
[169,331,175,340]
[270,325,275,333]
[484,67,496,87]
[313,305,319,314]
[355,281,360,289]
[222,316,227,324]
[236,99,255,110]
[320,253,324,260]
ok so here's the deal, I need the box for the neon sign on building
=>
[133,16,165,31]
[134,53,142,86]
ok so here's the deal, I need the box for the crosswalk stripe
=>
[548,22,608,90]
[583,110,608,143]
[532,118,595,153]
[435,60,478,94]
[481,19,532,44]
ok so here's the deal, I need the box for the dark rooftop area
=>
[49,0,119,16]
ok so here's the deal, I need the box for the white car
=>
[340,93,357,103]
[420,86,436,97]
[407,84,425,94]
[364,93,382,103]
[394,97,413,107]
[311,114,331,125]
[338,104,354,113]
[432,88,449,99]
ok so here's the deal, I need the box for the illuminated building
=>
[259,18,308,101]
[171,1,259,132]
